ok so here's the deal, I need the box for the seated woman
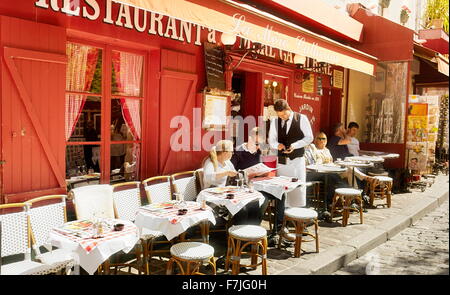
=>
[203,139,261,226]
[305,132,368,203]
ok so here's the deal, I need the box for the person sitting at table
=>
[306,132,368,190]
[230,127,279,234]
[346,122,360,156]
[305,132,350,205]
[202,139,261,226]
[327,123,352,160]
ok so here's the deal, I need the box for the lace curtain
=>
[65,43,99,140]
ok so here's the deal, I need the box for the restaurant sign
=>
[34,0,218,45]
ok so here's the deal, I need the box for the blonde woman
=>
[203,140,238,188]
[202,139,261,227]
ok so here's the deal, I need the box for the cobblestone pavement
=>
[333,199,449,275]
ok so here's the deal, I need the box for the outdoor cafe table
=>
[306,164,347,219]
[134,201,216,242]
[48,219,139,275]
[252,175,306,234]
[335,159,375,187]
[251,175,306,201]
[196,186,265,217]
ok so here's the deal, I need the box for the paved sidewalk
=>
[333,199,449,275]
[258,174,449,275]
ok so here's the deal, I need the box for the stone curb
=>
[278,183,449,275]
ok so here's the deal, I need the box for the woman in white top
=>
[202,140,261,226]
[203,140,237,188]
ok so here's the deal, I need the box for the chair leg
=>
[294,221,303,258]
[225,236,232,272]
[261,238,268,275]
[209,257,217,275]
[343,197,351,227]
[232,239,241,275]
[251,244,257,269]
[359,196,364,224]
[330,194,338,220]
[314,218,319,253]
[278,217,287,250]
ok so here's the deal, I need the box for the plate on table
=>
[206,186,239,194]
[142,201,176,211]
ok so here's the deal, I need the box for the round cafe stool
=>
[225,225,268,275]
[331,188,363,227]
[166,242,216,275]
[278,208,319,258]
[366,176,393,208]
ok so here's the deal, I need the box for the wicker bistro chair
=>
[365,176,394,208]
[278,208,319,258]
[331,188,364,227]
[166,242,216,275]
[171,171,211,244]
[111,181,165,275]
[225,225,268,275]
[0,203,62,275]
[195,169,205,192]
[141,176,177,272]
[26,195,75,274]
[142,176,173,204]
[171,171,199,202]
[70,184,115,220]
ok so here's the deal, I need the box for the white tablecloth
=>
[135,201,216,241]
[252,176,306,200]
[344,156,384,163]
[48,219,139,275]
[197,187,265,216]
[306,164,347,173]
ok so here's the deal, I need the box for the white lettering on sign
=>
[298,104,316,126]
[294,93,320,102]
[34,0,216,46]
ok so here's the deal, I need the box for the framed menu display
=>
[333,69,343,89]
[202,89,231,131]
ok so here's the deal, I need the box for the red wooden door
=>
[0,16,66,203]
[159,49,198,175]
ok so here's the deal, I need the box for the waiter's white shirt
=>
[268,112,314,151]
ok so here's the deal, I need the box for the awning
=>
[414,43,449,77]
[112,0,377,76]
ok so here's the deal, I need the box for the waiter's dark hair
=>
[332,123,343,134]
[348,122,359,129]
[274,99,290,112]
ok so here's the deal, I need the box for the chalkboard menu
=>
[204,42,226,90]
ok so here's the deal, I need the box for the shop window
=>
[65,42,145,186]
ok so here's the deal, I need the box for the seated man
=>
[231,127,282,242]
[306,132,368,193]
[327,123,352,160]
[346,122,360,157]
[305,132,349,206]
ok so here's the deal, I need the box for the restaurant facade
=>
[0,0,380,204]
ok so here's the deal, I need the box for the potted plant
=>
[379,0,391,9]
[400,5,411,25]
[423,0,449,34]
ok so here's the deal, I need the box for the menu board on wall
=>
[204,42,226,90]
[302,73,315,93]
[202,93,229,131]
[333,69,343,89]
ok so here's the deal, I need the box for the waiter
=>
[268,99,313,208]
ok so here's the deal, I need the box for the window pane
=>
[65,145,101,189]
[66,95,101,142]
[263,80,283,106]
[111,98,142,141]
[112,51,144,97]
[111,143,140,182]
[66,43,102,94]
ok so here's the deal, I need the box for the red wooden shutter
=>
[159,49,198,175]
[0,16,66,203]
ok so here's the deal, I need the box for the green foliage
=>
[423,0,449,34]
